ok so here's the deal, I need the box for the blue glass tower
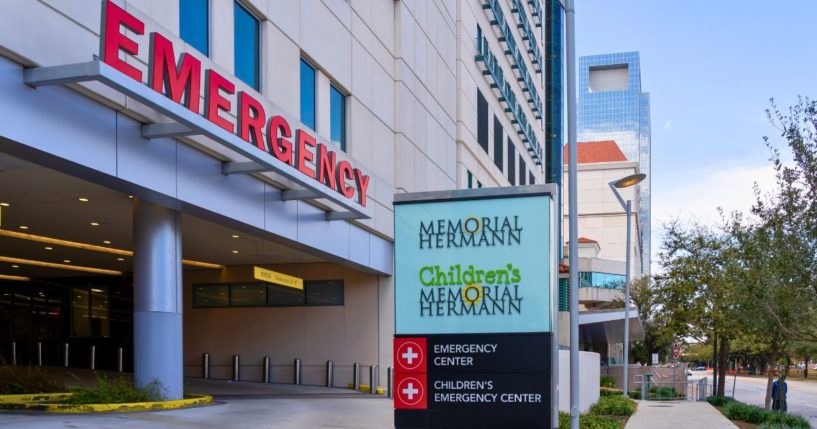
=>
[577,52,651,276]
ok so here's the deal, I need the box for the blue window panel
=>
[330,84,346,151]
[579,272,626,289]
[233,2,259,89]
[300,60,316,130]
[180,0,209,55]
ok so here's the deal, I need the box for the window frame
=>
[179,0,210,56]
[329,83,347,151]
[300,59,317,130]
[233,1,260,90]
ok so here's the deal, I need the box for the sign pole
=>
[564,0,580,427]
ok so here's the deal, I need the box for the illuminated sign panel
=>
[394,194,551,334]
[393,187,556,429]
[99,0,370,208]
[253,266,303,290]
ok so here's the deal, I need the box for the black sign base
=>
[395,409,551,429]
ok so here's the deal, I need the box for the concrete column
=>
[133,198,183,400]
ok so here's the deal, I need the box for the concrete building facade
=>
[0,0,560,403]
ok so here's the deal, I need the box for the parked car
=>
[693,366,707,371]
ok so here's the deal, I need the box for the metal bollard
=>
[11,342,16,366]
[326,360,334,387]
[387,366,394,398]
[63,343,69,367]
[370,365,378,395]
[293,358,301,385]
[37,342,43,366]
[263,356,271,383]
[117,347,124,373]
[202,353,210,379]
[232,354,240,381]
[353,362,360,391]
[90,345,96,370]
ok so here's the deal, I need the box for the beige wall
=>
[563,161,643,277]
[182,263,393,388]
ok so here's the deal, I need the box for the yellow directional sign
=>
[253,266,303,290]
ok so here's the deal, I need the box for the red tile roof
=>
[559,263,569,273]
[578,237,598,244]
[563,140,628,164]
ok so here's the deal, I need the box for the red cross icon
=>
[394,373,427,409]
[394,337,426,373]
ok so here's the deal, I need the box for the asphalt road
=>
[690,370,817,428]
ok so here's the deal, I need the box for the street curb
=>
[0,392,213,413]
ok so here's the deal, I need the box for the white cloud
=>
[650,163,777,271]
[663,120,672,129]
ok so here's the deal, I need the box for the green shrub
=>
[706,395,734,407]
[600,375,616,388]
[648,386,681,399]
[599,387,623,396]
[589,395,637,417]
[757,424,797,429]
[558,412,624,429]
[764,412,811,429]
[0,365,65,394]
[579,414,622,429]
[723,400,770,424]
[627,390,641,400]
[65,374,163,404]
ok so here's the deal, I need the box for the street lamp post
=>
[608,173,646,397]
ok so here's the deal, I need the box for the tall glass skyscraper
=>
[577,52,651,276]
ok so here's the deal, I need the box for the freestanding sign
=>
[393,186,558,429]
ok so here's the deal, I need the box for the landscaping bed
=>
[0,366,212,413]
[707,396,810,429]
[557,394,638,429]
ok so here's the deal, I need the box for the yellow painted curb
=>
[346,384,386,395]
[0,393,213,413]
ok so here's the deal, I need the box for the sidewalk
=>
[625,400,737,429]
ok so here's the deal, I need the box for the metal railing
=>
[636,375,708,402]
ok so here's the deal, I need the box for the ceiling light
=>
[19,226,28,230]
[63,259,71,263]
[232,234,239,238]
[0,256,121,276]
[232,250,239,254]
[0,229,223,270]
[0,274,30,282]
[117,257,124,261]
[128,195,134,199]
[103,240,111,244]
[78,197,89,202]
[44,247,53,250]
[91,288,103,293]
[11,265,19,268]
[0,202,9,207]
[90,222,100,226]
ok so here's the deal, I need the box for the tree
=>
[628,276,673,365]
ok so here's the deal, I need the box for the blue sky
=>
[576,0,817,265]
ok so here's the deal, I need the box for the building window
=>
[192,280,344,308]
[519,154,525,185]
[579,272,626,289]
[233,2,259,89]
[180,0,209,55]
[300,59,317,130]
[507,138,516,185]
[529,171,535,185]
[493,116,503,172]
[71,287,109,337]
[330,84,347,151]
[477,90,489,154]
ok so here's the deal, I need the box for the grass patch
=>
[64,374,163,404]
[0,365,64,394]
[590,395,637,417]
